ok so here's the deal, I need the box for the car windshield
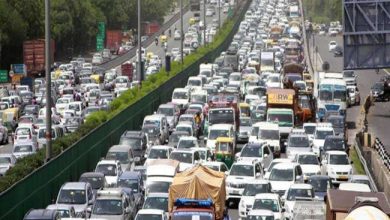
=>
[169,134,186,143]
[240,118,252,126]
[118,179,138,192]
[95,164,117,176]
[269,168,294,181]
[259,129,279,140]
[243,184,270,196]
[143,126,159,136]
[328,118,344,128]
[136,214,162,220]
[16,128,30,135]
[308,179,329,192]
[373,83,384,90]
[253,199,280,212]
[170,152,193,164]
[57,189,86,204]
[298,155,318,165]
[230,165,254,177]
[14,145,32,153]
[0,157,11,164]
[178,139,197,149]
[315,130,333,139]
[106,151,129,164]
[268,113,293,125]
[248,215,274,220]
[329,154,349,165]
[143,197,168,212]
[147,181,171,194]
[324,138,345,151]
[208,129,229,140]
[287,188,313,201]
[289,136,310,148]
[157,107,174,116]
[241,145,263,157]
[68,104,80,111]
[304,126,316,134]
[79,176,104,189]
[148,149,168,159]
[173,92,188,99]
[38,129,55,139]
[188,80,201,86]
[93,199,123,215]
[120,138,142,150]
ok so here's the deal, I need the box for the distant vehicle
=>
[23,209,60,220]
[371,81,390,101]
[0,153,16,176]
[333,45,343,56]
[328,41,337,52]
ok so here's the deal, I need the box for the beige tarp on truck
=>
[168,165,226,220]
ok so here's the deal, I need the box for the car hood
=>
[239,156,263,164]
[301,165,321,174]
[91,213,126,219]
[171,99,189,106]
[285,200,296,214]
[240,196,255,207]
[270,180,293,192]
[328,164,352,172]
[105,176,118,186]
[227,175,255,183]
[313,139,325,148]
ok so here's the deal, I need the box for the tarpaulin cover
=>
[168,164,226,219]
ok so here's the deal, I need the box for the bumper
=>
[237,134,249,142]
[226,187,245,200]
[328,174,350,183]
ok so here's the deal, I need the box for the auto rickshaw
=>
[159,35,167,44]
[90,74,101,84]
[215,137,235,168]
[2,107,19,132]
[189,17,196,25]
[146,52,154,62]
[239,102,250,117]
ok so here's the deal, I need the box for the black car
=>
[371,81,390,101]
[321,135,347,160]
[119,130,148,165]
[333,45,343,56]
[79,172,106,196]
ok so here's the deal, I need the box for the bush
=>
[0,14,239,192]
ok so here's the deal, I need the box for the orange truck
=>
[23,39,55,77]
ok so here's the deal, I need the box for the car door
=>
[255,163,263,178]
[262,145,272,169]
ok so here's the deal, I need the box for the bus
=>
[317,78,348,120]
[190,0,201,11]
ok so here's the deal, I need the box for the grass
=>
[350,147,366,175]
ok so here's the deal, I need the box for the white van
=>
[171,88,190,109]
[142,114,169,144]
[206,124,235,150]
[37,126,65,149]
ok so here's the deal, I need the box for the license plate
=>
[339,175,348,180]
[232,190,239,194]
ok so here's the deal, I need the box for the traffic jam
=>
[1,0,389,219]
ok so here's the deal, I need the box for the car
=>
[303,122,317,141]
[338,182,371,192]
[246,209,275,220]
[14,124,38,146]
[321,151,353,184]
[348,174,372,189]
[264,158,292,179]
[322,135,347,159]
[226,160,264,202]
[95,160,123,187]
[23,209,61,220]
[170,149,202,172]
[347,85,361,105]
[12,141,37,159]
[251,193,284,220]
[142,193,169,215]
[135,209,167,220]
[90,188,137,219]
[46,204,76,218]
[106,145,136,171]
[333,45,343,56]
[293,152,321,181]
[0,153,16,176]
[370,81,390,101]
[342,70,357,86]
[307,175,333,201]
[286,132,311,160]
[79,172,106,196]
[237,116,252,143]
[144,145,174,166]
[174,30,181,40]
[267,162,304,197]
[92,53,103,65]
[283,184,315,219]
[312,123,335,156]
[176,136,199,149]
[237,142,273,169]
[157,103,180,133]
[328,41,337,52]
[202,161,229,172]
[117,171,145,210]
[168,131,189,148]
[238,180,272,219]
[119,130,148,165]
[56,182,94,217]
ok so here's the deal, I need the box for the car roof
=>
[254,193,280,200]
[119,171,141,179]
[24,209,57,219]
[209,124,233,129]
[233,160,255,166]
[137,209,164,215]
[325,135,344,140]
[289,183,313,189]
[108,145,131,152]
[80,172,105,178]
[327,150,348,155]
[272,162,297,170]
[150,145,172,150]
[97,159,118,165]
[202,161,226,166]
[349,174,369,180]
[145,192,169,198]
[61,182,87,190]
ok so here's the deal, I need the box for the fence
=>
[0,0,251,219]
[374,138,390,171]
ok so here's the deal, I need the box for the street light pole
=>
[203,0,206,46]
[44,0,52,162]
[137,0,142,82]
[180,0,184,64]
[218,0,221,29]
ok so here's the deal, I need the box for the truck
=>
[270,26,283,44]
[326,189,390,220]
[23,39,55,77]
[260,52,275,73]
[207,92,240,131]
[142,22,161,36]
[284,40,303,64]
[121,62,134,81]
[282,62,304,89]
[266,88,303,151]
[106,30,122,54]
[168,165,229,220]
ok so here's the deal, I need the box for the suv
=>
[120,130,148,164]
[90,188,136,219]
[170,149,201,172]
[237,142,273,169]
[106,145,135,171]
[226,160,264,202]
[56,182,94,217]
[286,132,311,160]
[118,171,145,210]
[267,162,304,197]
[312,123,335,156]
[95,160,122,187]
[238,180,272,219]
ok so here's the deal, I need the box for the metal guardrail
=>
[354,133,378,192]
[374,138,390,171]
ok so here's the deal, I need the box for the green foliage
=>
[303,0,342,24]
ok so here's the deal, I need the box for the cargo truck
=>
[106,30,122,54]
[23,39,55,77]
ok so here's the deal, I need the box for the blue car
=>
[118,171,145,211]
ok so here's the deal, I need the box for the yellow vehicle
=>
[90,74,101,84]
[215,137,235,168]
[302,72,312,81]
[146,52,154,62]
[239,103,250,117]
[2,107,19,132]
[189,17,196,25]
[160,35,167,43]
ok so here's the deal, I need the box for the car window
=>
[221,164,227,172]
[255,164,261,173]
[263,146,270,155]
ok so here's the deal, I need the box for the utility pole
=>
[180,0,184,64]
[218,0,221,29]
[45,0,52,163]
[137,0,142,82]
[203,0,206,46]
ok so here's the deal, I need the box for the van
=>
[37,126,64,149]
[145,159,179,195]
[14,124,37,145]
[142,114,169,144]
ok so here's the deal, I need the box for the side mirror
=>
[322,160,328,165]
[86,207,92,213]
[350,161,354,164]
[264,153,268,158]
[256,172,261,178]
[224,171,229,176]
[235,152,241,159]
[125,207,130,214]
[296,175,302,181]
[88,199,94,205]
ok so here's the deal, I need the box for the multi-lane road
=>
[309,34,390,150]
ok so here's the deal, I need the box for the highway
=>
[309,34,390,150]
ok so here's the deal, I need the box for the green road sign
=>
[96,36,104,51]
[228,6,233,18]
[98,22,105,38]
[0,70,8,83]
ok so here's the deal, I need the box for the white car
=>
[174,30,181,40]
[338,182,371,192]
[251,193,285,220]
[238,180,272,220]
[303,123,317,141]
[169,149,201,172]
[283,184,315,219]
[312,124,334,156]
[177,136,199,149]
[264,158,291,179]
[237,142,273,169]
[144,145,174,166]
[135,209,167,220]
[321,151,353,184]
[247,209,275,220]
[95,160,122,187]
[293,152,321,181]
[268,162,304,197]
[328,41,337,52]
[171,88,190,108]
[226,161,263,201]
[0,154,16,176]
[202,161,229,172]
[286,132,312,160]
[92,53,103,65]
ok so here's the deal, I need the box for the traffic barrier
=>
[374,138,390,171]
[0,0,252,219]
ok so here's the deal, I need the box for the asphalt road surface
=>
[310,34,390,151]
